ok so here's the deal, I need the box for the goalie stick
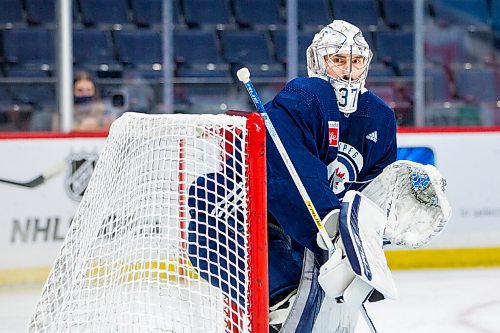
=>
[237,68,377,333]
[0,162,66,188]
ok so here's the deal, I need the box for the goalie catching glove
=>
[362,160,452,248]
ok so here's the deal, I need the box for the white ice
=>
[356,268,500,333]
[1,268,499,333]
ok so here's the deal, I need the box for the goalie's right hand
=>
[316,209,340,250]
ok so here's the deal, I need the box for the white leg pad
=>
[339,190,398,300]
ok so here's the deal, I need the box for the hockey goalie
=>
[187,19,452,333]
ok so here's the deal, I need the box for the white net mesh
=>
[29,113,266,333]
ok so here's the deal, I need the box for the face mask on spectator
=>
[74,95,93,104]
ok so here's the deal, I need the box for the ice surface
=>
[1,268,499,333]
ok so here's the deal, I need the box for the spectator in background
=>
[71,70,115,131]
[34,70,116,132]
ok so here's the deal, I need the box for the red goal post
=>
[29,112,268,333]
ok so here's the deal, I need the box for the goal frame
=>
[235,111,268,332]
[29,111,269,333]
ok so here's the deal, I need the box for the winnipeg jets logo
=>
[331,168,346,189]
[366,131,377,143]
[328,142,364,196]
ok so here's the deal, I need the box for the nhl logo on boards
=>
[65,151,99,201]
[328,121,339,147]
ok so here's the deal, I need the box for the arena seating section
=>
[0,0,499,129]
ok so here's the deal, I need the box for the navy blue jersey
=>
[327,90,398,199]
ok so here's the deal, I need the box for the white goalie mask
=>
[307,20,373,114]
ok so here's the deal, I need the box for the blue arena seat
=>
[25,0,78,25]
[0,0,24,26]
[26,0,55,25]
[130,0,161,27]
[2,28,55,69]
[0,86,14,111]
[221,30,274,65]
[173,30,222,64]
[382,0,414,28]
[4,68,51,78]
[298,0,332,30]
[453,66,498,103]
[492,0,500,33]
[122,69,163,80]
[183,0,233,28]
[331,0,380,29]
[273,30,315,65]
[366,63,395,81]
[79,0,130,26]
[174,29,229,78]
[10,84,55,108]
[4,67,55,108]
[73,29,116,65]
[73,29,121,71]
[176,64,231,79]
[130,0,181,27]
[424,65,453,102]
[430,0,490,28]
[115,30,163,69]
[241,63,285,78]
[399,65,453,102]
[375,30,414,66]
[233,0,282,28]
[424,25,473,65]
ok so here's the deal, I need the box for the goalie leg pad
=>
[312,294,360,333]
[339,190,398,300]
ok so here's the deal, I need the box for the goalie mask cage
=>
[29,112,268,333]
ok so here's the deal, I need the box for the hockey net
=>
[29,112,268,333]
